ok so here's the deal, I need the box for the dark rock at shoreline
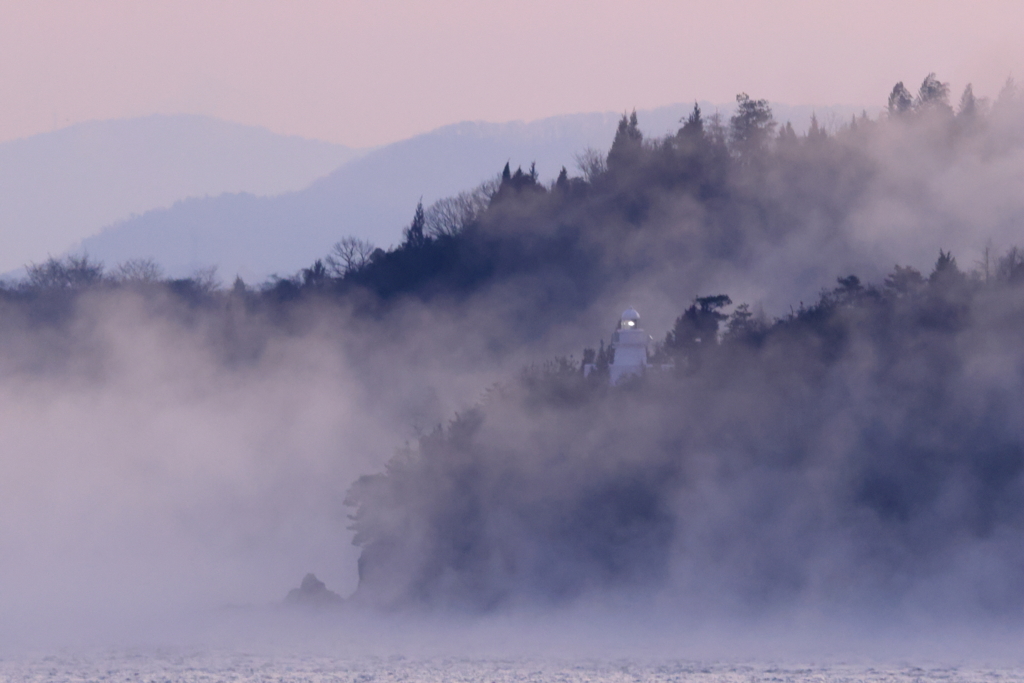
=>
[285,573,344,608]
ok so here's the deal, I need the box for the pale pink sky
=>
[2,0,1021,147]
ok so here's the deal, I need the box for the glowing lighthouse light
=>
[609,307,651,385]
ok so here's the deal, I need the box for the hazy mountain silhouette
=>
[78,103,869,281]
[0,115,361,274]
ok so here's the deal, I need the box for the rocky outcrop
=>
[284,573,344,608]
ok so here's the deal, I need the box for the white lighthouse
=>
[609,307,651,384]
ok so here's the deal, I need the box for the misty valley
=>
[5,75,1024,676]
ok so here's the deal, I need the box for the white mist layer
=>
[0,297,377,640]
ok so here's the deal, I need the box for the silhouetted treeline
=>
[7,74,1021,345]
[346,249,1024,612]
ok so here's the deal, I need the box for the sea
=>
[2,652,1023,683]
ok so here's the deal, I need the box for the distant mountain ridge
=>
[0,115,361,274]
[78,102,871,282]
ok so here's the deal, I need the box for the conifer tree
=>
[403,200,427,247]
[555,166,569,191]
[730,93,775,158]
[607,110,643,170]
[806,113,826,142]
[916,73,950,109]
[958,84,977,118]
[678,102,704,139]
[888,81,914,116]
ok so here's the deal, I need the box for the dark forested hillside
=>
[5,75,1024,618]
[346,250,1024,613]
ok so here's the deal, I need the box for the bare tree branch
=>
[424,176,500,238]
[573,147,606,183]
[112,258,163,284]
[326,236,376,276]
[25,254,105,290]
